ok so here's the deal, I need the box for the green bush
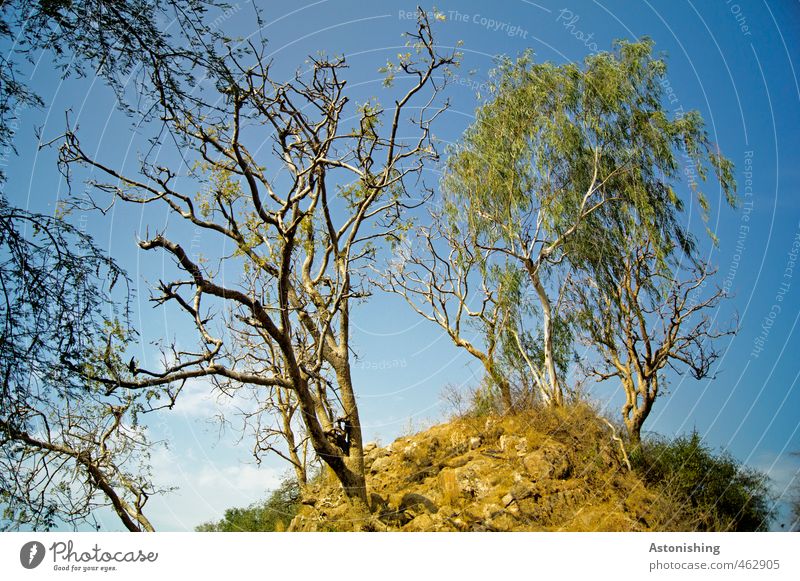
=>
[195,477,301,532]
[633,432,775,531]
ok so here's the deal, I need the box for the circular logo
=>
[19,541,46,569]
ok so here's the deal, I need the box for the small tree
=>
[636,432,775,531]
[440,39,735,406]
[571,238,735,446]
[383,210,573,412]
[382,211,520,412]
[195,476,301,532]
[58,9,455,509]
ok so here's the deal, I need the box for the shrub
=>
[634,432,775,531]
[195,477,301,532]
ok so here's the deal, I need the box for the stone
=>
[439,468,459,505]
[399,492,439,517]
[369,492,387,512]
[370,455,392,474]
[485,511,517,531]
[499,434,528,456]
[523,441,571,480]
[469,436,482,450]
[455,466,490,499]
[403,513,435,531]
[502,481,537,506]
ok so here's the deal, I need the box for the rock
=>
[447,428,472,456]
[523,441,571,480]
[368,446,390,460]
[370,455,392,474]
[455,466,490,499]
[378,507,409,527]
[390,438,410,453]
[485,511,517,531]
[481,503,506,521]
[399,492,439,517]
[502,481,537,506]
[403,513,435,531]
[405,465,438,484]
[364,442,378,453]
[401,441,419,460]
[439,468,459,505]
[499,434,528,456]
[469,436,482,450]
[370,492,387,512]
[510,481,537,501]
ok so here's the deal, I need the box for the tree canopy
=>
[439,38,736,407]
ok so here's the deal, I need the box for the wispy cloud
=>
[173,378,257,419]
[144,444,285,531]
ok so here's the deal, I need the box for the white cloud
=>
[172,377,258,419]
[144,444,285,531]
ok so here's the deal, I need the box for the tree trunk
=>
[331,362,368,508]
[487,363,514,414]
[626,417,643,450]
[530,270,563,406]
[622,375,653,450]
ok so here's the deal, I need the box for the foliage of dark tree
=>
[57,8,456,511]
[634,432,775,531]
[0,198,167,531]
[0,0,225,530]
[195,477,300,532]
[789,451,800,531]
[0,0,222,168]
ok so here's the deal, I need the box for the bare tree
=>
[571,239,735,446]
[381,209,559,412]
[56,9,455,509]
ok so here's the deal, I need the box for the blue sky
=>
[3,0,799,530]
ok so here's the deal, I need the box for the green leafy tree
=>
[195,477,301,532]
[636,432,775,531]
[441,39,735,406]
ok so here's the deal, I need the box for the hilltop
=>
[289,404,675,532]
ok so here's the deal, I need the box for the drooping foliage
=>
[440,38,736,405]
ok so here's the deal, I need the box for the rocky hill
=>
[289,404,675,531]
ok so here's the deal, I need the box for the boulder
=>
[522,441,570,480]
[399,493,439,517]
[403,513,435,531]
[370,455,392,474]
[499,434,528,456]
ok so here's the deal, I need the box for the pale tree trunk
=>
[622,373,655,449]
[531,270,563,406]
